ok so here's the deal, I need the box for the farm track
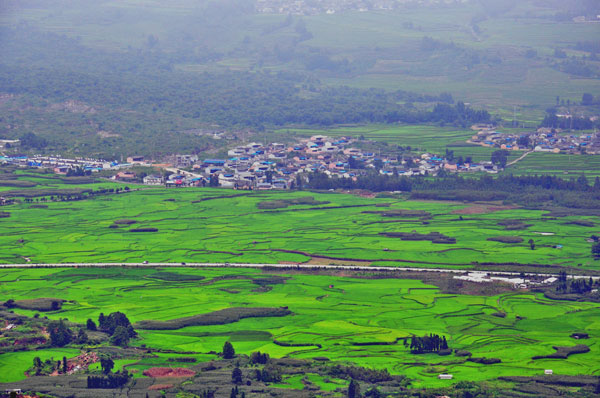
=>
[1,262,599,280]
[506,150,533,167]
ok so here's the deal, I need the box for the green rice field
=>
[0,188,599,270]
[504,152,600,180]
[1,267,598,386]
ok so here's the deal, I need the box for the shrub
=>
[257,197,329,209]
[467,357,501,364]
[455,349,472,357]
[148,272,205,281]
[380,231,456,244]
[113,219,137,225]
[12,298,65,311]
[532,344,590,359]
[487,236,524,244]
[362,209,431,218]
[135,307,292,330]
[250,351,269,364]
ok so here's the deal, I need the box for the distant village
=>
[470,126,600,154]
[255,0,469,15]
[1,134,506,190]
[2,124,599,190]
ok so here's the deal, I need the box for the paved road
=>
[0,262,598,280]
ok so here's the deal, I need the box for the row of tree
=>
[409,334,449,354]
[541,112,596,130]
[555,271,599,294]
[306,170,600,193]
[87,370,129,389]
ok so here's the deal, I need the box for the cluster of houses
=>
[137,135,502,189]
[255,0,466,15]
[1,133,505,190]
[453,271,561,289]
[471,128,600,154]
[0,154,126,173]
[0,139,20,149]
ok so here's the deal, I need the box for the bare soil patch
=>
[149,383,174,390]
[143,367,195,378]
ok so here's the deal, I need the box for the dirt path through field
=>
[506,150,533,166]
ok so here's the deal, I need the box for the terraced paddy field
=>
[0,169,131,195]
[0,188,599,271]
[0,267,598,388]
[504,152,600,180]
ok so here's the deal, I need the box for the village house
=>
[143,175,164,185]
[126,155,145,164]
[53,165,70,175]
[114,171,137,181]
[0,139,20,149]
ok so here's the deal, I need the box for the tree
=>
[250,351,269,364]
[20,132,48,149]
[48,320,73,347]
[348,379,361,398]
[517,135,530,148]
[232,367,243,384]
[110,326,130,347]
[365,387,383,398]
[63,356,68,373]
[99,312,136,337]
[33,356,42,369]
[223,341,235,359]
[529,239,535,250]
[86,318,97,331]
[260,365,282,382]
[76,328,88,344]
[209,174,219,187]
[582,93,594,106]
[491,150,509,168]
[100,355,114,374]
[372,158,383,171]
[592,242,600,257]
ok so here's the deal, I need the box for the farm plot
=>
[0,188,598,270]
[0,267,598,387]
[504,152,600,180]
